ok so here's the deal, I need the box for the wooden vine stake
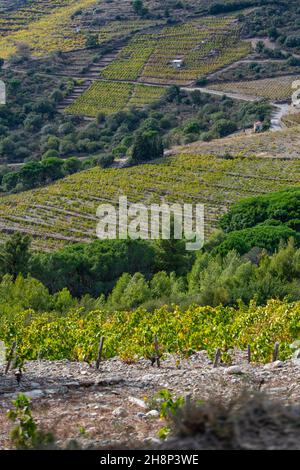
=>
[247,345,251,364]
[5,341,16,375]
[96,336,105,370]
[154,335,160,368]
[272,342,280,362]
[213,348,221,368]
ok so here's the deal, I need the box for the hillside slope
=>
[1,126,300,250]
[169,124,300,159]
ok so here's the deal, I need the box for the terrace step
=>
[56,45,124,112]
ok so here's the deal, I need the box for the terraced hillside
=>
[0,0,162,59]
[100,18,250,86]
[1,1,300,252]
[210,75,300,102]
[0,0,220,60]
[0,0,98,58]
[1,127,300,251]
[66,16,251,116]
[170,125,300,159]
[66,81,166,116]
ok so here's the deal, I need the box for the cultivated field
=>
[172,125,300,159]
[0,1,223,60]
[0,0,98,58]
[0,135,300,250]
[98,17,249,85]
[140,19,250,85]
[67,16,251,116]
[99,18,250,86]
[210,75,300,101]
[66,81,166,116]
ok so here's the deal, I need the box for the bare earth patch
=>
[1,351,300,449]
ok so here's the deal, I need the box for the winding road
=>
[182,86,292,131]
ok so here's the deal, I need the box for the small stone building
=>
[254,121,263,133]
[171,59,184,69]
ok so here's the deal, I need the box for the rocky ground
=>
[1,350,300,449]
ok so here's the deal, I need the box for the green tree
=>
[86,34,99,48]
[0,233,32,278]
[131,130,164,163]
[63,157,82,175]
[132,0,148,16]
[150,271,172,298]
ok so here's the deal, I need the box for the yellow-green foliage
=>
[66,81,166,116]
[0,151,300,251]
[210,75,300,101]
[1,300,300,363]
[127,84,166,108]
[66,81,134,116]
[101,35,158,81]
[97,20,166,44]
[101,17,250,86]
[0,0,97,58]
[141,19,250,85]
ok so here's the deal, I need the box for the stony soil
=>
[1,350,300,449]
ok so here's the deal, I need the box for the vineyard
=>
[101,34,158,81]
[127,83,166,108]
[65,15,251,116]
[0,2,233,61]
[0,0,79,35]
[97,19,165,45]
[174,125,300,159]
[210,75,300,101]
[0,146,300,250]
[99,18,251,86]
[1,298,300,363]
[0,0,98,58]
[65,80,166,116]
[66,81,134,116]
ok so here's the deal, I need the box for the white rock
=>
[128,396,147,409]
[144,437,162,445]
[146,410,160,418]
[274,360,284,368]
[293,349,300,359]
[112,407,128,418]
[64,381,80,388]
[225,366,242,375]
[268,387,288,394]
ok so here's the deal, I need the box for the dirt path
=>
[270,103,291,131]
[182,85,257,102]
